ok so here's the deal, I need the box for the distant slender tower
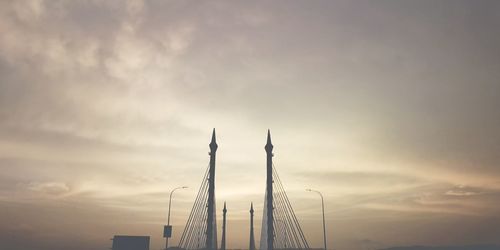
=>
[206,129,218,250]
[221,202,227,250]
[249,202,256,250]
[265,130,274,250]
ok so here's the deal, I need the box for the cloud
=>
[1,1,500,250]
[27,181,70,196]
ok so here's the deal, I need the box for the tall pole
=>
[307,189,327,250]
[265,130,274,250]
[221,202,227,250]
[165,186,188,250]
[206,129,218,250]
[249,202,256,250]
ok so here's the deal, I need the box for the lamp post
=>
[164,186,188,250]
[306,188,327,250]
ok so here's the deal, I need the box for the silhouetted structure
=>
[260,130,310,250]
[178,129,308,250]
[207,130,218,250]
[264,130,274,250]
[164,186,188,250]
[112,235,150,250]
[249,203,256,250]
[221,202,227,250]
[178,129,218,250]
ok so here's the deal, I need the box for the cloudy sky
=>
[1,0,500,250]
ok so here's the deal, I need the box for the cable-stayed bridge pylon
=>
[178,129,218,250]
[176,129,309,250]
[260,130,310,250]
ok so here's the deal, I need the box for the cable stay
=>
[272,163,310,249]
[178,163,213,250]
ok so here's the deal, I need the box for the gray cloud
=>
[1,1,500,249]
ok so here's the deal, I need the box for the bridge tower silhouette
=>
[178,129,218,250]
[177,129,309,250]
[260,130,310,250]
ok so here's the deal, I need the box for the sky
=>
[1,0,500,250]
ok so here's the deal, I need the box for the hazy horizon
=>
[1,1,500,250]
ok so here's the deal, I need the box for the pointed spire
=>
[211,128,216,142]
[249,202,256,250]
[209,128,218,151]
[265,129,273,153]
[264,129,274,250]
[206,128,218,250]
[221,201,227,250]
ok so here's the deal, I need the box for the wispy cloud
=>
[1,1,500,250]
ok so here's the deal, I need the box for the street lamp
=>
[306,188,327,250]
[164,186,188,250]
